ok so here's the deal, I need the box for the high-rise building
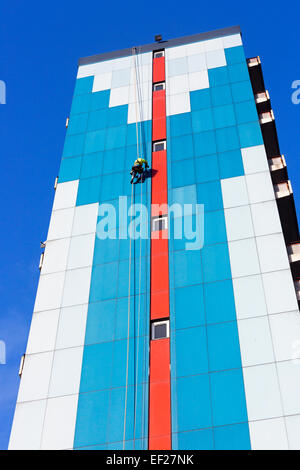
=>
[9,25,300,450]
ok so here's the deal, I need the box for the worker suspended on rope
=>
[130,157,149,184]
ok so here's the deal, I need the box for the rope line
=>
[132,45,144,450]
[133,164,143,448]
[122,180,134,449]
[133,47,140,159]
[123,46,144,450]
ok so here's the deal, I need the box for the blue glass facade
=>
[61,80,152,449]
[63,46,255,450]
[167,46,264,450]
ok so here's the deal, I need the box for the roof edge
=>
[78,25,241,67]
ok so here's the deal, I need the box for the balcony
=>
[259,110,275,124]
[247,56,261,67]
[268,155,286,172]
[294,279,300,301]
[255,90,270,104]
[287,242,300,263]
[274,181,293,199]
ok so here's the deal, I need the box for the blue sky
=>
[1,0,300,450]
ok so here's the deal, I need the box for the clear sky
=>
[1,0,300,450]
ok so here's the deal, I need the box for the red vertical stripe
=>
[152,90,166,141]
[151,150,168,213]
[153,57,165,83]
[149,339,171,450]
[149,52,171,450]
[151,234,169,317]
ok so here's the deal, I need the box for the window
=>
[152,214,168,232]
[153,82,165,91]
[151,320,169,340]
[154,50,164,59]
[153,140,166,152]
[19,354,25,377]
[39,252,44,271]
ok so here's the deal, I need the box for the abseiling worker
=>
[130,157,149,184]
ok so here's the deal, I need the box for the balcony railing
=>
[259,110,275,124]
[274,181,293,199]
[268,155,286,172]
[288,242,300,263]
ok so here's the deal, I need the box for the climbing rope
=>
[123,46,145,450]
[132,46,147,449]
[123,180,134,450]
[133,163,143,448]
[133,47,141,159]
